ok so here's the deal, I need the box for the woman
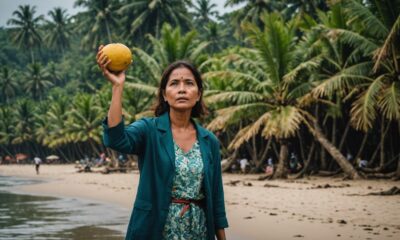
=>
[96,45,228,240]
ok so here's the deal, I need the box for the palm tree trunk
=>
[30,49,35,64]
[355,132,369,164]
[88,138,100,157]
[222,149,239,172]
[293,141,315,179]
[273,139,288,179]
[379,117,390,169]
[332,117,337,146]
[320,144,327,170]
[297,131,306,163]
[57,148,69,163]
[0,144,13,157]
[271,141,280,159]
[307,122,361,179]
[155,16,160,39]
[105,20,112,43]
[254,138,272,171]
[339,119,351,152]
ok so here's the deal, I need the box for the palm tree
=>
[282,0,329,20]
[34,95,73,161]
[0,67,18,103]
[65,94,104,156]
[312,0,400,172]
[225,0,285,29]
[118,0,192,41]
[24,63,53,100]
[7,5,44,63]
[46,61,63,86]
[43,95,71,149]
[74,0,120,49]
[203,13,360,179]
[0,106,16,156]
[203,21,228,53]
[12,99,36,156]
[44,7,71,54]
[192,0,219,26]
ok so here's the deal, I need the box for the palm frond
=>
[125,82,157,95]
[344,0,388,39]
[312,61,374,97]
[205,91,264,105]
[203,70,261,88]
[188,41,210,62]
[206,103,269,131]
[329,29,379,56]
[350,75,386,131]
[243,21,280,83]
[283,55,322,83]
[132,47,162,82]
[378,82,400,121]
[228,112,271,150]
[373,15,400,72]
[261,106,304,139]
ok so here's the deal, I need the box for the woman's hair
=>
[153,60,208,118]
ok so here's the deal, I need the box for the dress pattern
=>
[163,140,207,240]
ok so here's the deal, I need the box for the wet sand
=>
[1,164,399,239]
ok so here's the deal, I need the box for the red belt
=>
[171,198,205,217]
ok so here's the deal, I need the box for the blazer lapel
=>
[156,112,175,168]
[194,121,211,177]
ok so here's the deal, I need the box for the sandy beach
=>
[1,164,399,240]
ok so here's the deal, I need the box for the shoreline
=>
[1,164,400,239]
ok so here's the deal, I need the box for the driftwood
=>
[257,173,273,181]
[367,186,400,196]
[102,167,128,174]
[364,172,396,179]
[316,169,342,177]
[225,180,241,186]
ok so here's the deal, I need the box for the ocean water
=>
[0,175,129,240]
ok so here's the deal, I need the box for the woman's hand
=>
[96,45,126,87]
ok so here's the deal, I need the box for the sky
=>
[0,0,243,27]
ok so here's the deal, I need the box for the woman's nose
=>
[178,83,186,92]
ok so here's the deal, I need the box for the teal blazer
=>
[102,112,229,240]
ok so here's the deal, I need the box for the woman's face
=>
[163,67,201,113]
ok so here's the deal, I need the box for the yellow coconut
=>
[102,43,132,72]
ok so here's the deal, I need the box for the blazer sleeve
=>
[102,116,147,155]
[212,139,229,229]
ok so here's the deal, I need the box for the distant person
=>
[267,157,273,166]
[358,158,368,168]
[96,152,106,167]
[239,158,249,173]
[346,153,353,164]
[289,153,301,173]
[34,157,42,175]
[346,153,353,161]
[265,157,274,175]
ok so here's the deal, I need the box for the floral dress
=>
[163,140,208,240]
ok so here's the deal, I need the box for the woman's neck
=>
[169,109,192,130]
